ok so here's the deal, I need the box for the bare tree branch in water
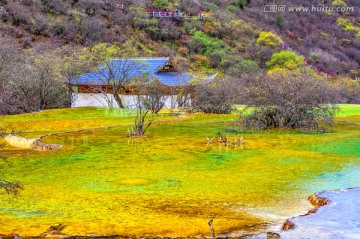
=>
[127,80,170,136]
[0,180,23,195]
[208,219,215,238]
[128,94,155,137]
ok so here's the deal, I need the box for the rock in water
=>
[31,139,63,151]
[267,231,281,238]
[308,194,330,207]
[4,134,63,151]
[4,134,36,149]
[282,219,296,230]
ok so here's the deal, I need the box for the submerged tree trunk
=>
[208,219,215,238]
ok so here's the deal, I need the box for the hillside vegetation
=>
[0,0,359,115]
[0,0,359,72]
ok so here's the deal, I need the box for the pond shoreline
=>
[1,188,359,239]
[279,187,360,239]
[0,234,265,239]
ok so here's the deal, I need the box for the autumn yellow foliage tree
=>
[266,51,304,74]
[332,0,347,7]
[256,31,282,48]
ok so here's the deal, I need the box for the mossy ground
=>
[1,106,360,237]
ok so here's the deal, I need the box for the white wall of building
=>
[72,93,190,109]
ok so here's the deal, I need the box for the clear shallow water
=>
[1,110,360,237]
[281,188,360,239]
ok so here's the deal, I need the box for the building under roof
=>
[69,57,216,108]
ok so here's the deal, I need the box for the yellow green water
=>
[1,106,360,236]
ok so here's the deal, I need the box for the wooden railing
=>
[149,12,205,20]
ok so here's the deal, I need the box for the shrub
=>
[190,54,211,69]
[6,3,31,26]
[218,51,242,71]
[158,19,181,41]
[178,34,191,45]
[256,31,282,48]
[241,71,339,130]
[266,51,304,71]
[344,48,360,62]
[151,0,169,9]
[78,0,103,16]
[19,0,32,6]
[333,51,349,62]
[109,11,133,27]
[239,60,259,74]
[209,3,218,11]
[333,78,360,103]
[207,48,229,68]
[188,30,228,56]
[51,23,66,36]
[332,0,347,7]
[309,48,341,68]
[339,61,359,73]
[29,14,49,36]
[78,17,105,44]
[275,14,283,28]
[302,36,314,48]
[227,5,236,12]
[195,79,234,114]
[353,38,360,48]
[179,0,202,14]
[337,17,360,37]
[173,56,190,72]
[223,59,259,77]
[237,0,244,9]
[348,0,360,7]
[41,0,69,15]
[183,20,204,33]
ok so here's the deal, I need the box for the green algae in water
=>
[307,137,360,156]
[336,104,360,117]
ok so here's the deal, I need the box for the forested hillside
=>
[1,0,359,71]
[0,0,359,114]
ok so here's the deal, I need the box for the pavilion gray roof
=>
[71,57,193,87]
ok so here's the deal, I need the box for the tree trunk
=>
[208,219,215,238]
[113,93,124,108]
